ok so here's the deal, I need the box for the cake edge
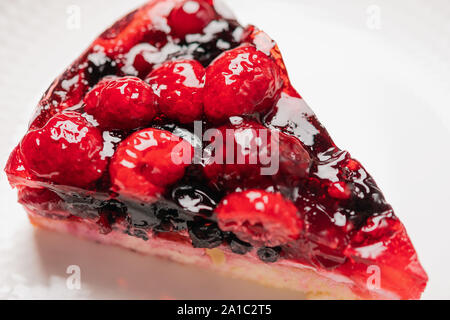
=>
[26,209,396,300]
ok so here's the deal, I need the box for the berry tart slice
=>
[5,0,427,299]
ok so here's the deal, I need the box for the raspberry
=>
[84,76,158,130]
[168,0,216,39]
[110,128,193,202]
[146,59,205,123]
[276,132,311,185]
[19,112,107,188]
[204,45,283,122]
[202,120,270,189]
[202,119,311,190]
[216,190,302,247]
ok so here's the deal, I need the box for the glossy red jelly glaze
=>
[4,0,427,299]
[146,59,205,123]
[20,112,107,188]
[110,128,193,202]
[216,190,303,247]
[84,76,158,130]
[202,119,310,190]
[204,45,283,122]
[168,0,217,38]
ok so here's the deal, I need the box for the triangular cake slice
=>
[5,0,427,299]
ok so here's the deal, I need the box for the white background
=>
[0,0,449,299]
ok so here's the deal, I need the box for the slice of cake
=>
[5,0,427,299]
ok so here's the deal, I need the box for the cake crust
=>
[28,209,401,300]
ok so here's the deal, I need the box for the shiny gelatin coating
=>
[146,59,205,123]
[20,112,107,188]
[168,0,217,39]
[5,0,427,300]
[202,118,311,190]
[216,190,303,247]
[204,45,284,122]
[110,128,194,202]
[84,76,158,130]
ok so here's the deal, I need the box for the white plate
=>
[0,0,449,299]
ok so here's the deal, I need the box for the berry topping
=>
[109,128,193,202]
[168,0,216,39]
[202,120,270,189]
[96,199,128,235]
[4,146,34,186]
[203,119,311,190]
[131,53,155,79]
[204,45,283,122]
[122,42,165,79]
[86,54,118,87]
[19,112,107,188]
[84,76,158,130]
[327,181,351,200]
[215,190,302,247]
[188,219,224,248]
[18,187,62,212]
[228,236,252,255]
[172,184,217,214]
[146,59,205,123]
[3,0,428,300]
[257,246,281,263]
[276,131,311,185]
